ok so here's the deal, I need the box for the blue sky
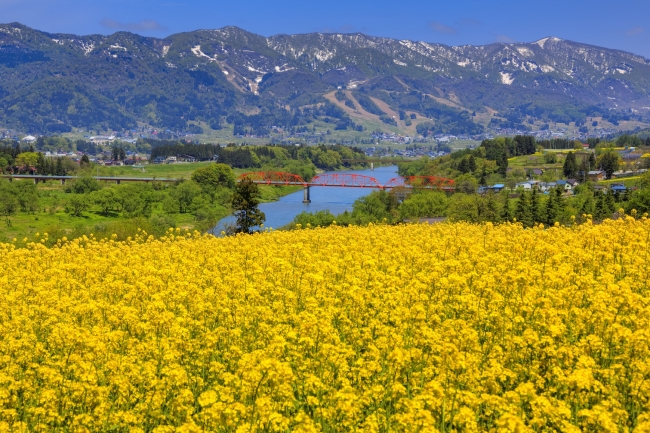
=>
[2,0,650,57]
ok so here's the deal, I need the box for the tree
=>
[479,165,488,186]
[14,182,39,214]
[112,145,126,161]
[231,178,265,233]
[501,193,514,222]
[541,186,564,225]
[170,181,201,213]
[446,194,479,222]
[468,155,477,173]
[496,152,508,177]
[515,191,533,227]
[15,152,39,169]
[563,152,578,178]
[458,157,470,174]
[55,158,65,176]
[455,174,478,194]
[604,190,616,216]
[66,176,101,194]
[399,191,448,219]
[530,188,541,224]
[599,152,619,179]
[91,189,118,215]
[580,195,595,217]
[543,152,558,164]
[588,152,596,170]
[0,186,18,216]
[80,154,90,168]
[65,195,89,217]
[191,163,236,203]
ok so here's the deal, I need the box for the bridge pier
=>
[33,178,38,185]
[60,179,66,185]
[303,185,311,203]
[370,162,374,171]
[115,180,121,185]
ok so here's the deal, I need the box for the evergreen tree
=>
[458,157,469,174]
[554,186,565,220]
[55,158,65,176]
[599,152,619,179]
[588,152,596,170]
[479,192,499,222]
[623,188,631,202]
[468,155,477,173]
[604,191,616,217]
[530,188,540,224]
[496,152,508,177]
[501,193,514,222]
[545,187,564,225]
[515,191,533,227]
[594,193,606,221]
[563,151,578,178]
[231,178,266,234]
[35,153,46,175]
[581,195,595,217]
[579,156,590,182]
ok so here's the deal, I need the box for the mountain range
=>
[1,22,650,136]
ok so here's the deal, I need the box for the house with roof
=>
[516,181,533,190]
[588,170,605,181]
[566,179,580,188]
[555,179,574,192]
[491,184,505,193]
[610,184,627,194]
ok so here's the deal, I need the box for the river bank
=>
[214,165,399,233]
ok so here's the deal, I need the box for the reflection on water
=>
[213,165,399,233]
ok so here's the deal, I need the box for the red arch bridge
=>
[238,172,455,203]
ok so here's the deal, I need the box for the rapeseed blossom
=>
[0,220,649,431]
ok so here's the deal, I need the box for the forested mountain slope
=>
[1,23,649,134]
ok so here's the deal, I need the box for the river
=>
[213,165,399,233]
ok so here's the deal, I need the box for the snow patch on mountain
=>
[314,50,335,62]
[500,72,514,85]
[516,47,534,57]
[534,38,550,49]
[191,45,216,62]
[81,42,95,56]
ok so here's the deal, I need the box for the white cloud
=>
[100,18,167,32]
[626,27,644,36]
[496,34,516,43]
[428,21,457,35]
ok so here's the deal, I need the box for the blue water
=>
[214,165,399,233]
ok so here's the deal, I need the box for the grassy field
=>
[0,174,303,242]
[99,161,216,179]
[0,181,202,242]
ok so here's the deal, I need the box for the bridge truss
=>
[239,172,455,190]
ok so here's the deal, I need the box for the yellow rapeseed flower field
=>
[1,219,650,432]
